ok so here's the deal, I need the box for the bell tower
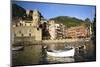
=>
[32,9,42,41]
[32,9,41,26]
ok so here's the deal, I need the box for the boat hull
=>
[47,48,75,57]
[12,46,24,51]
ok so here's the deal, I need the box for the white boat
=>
[47,48,75,57]
[12,46,24,51]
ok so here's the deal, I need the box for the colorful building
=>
[65,26,89,38]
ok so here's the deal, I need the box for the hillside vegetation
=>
[51,16,90,28]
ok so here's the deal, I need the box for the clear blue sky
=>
[12,1,96,22]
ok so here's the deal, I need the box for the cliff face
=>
[12,4,26,18]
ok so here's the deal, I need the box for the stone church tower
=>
[32,9,41,27]
[32,9,42,41]
[12,9,42,43]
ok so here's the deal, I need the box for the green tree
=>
[85,18,91,23]
[84,18,91,27]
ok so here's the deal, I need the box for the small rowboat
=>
[12,46,24,51]
[47,48,75,57]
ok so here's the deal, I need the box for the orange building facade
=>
[65,26,90,38]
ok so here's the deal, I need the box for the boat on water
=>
[12,46,24,51]
[46,48,75,57]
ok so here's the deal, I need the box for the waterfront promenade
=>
[13,37,90,46]
[42,38,90,44]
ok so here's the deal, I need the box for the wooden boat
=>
[12,46,24,51]
[47,48,75,57]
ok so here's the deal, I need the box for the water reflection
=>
[12,40,96,66]
[12,45,42,66]
[47,56,75,63]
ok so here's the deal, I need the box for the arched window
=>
[30,24,31,26]
[29,33,31,37]
[21,33,23,37]
[14,33,16,37]
[25,23,26,26]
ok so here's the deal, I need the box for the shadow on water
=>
[12,40,96,66]
[74,40,96,62]
[39,45,48,64]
